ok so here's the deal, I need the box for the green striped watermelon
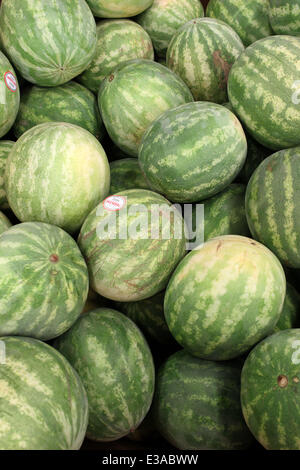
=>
[136,0,204,58]
[0,0,96,87]
[0,336,88,450]
[153,350,253,450]
[78,19,154,94]
[0,222,89,339]
[274,283,300,332]
[98,59,193,157]
[13,81,105,140]
[139,102,247,202]
[206,0,272,47]
[0,211,11,234]
[241,329,300,449]
[228,36,300,150]
[55,308,155,442]
[245,147,300,268]
[269,0,300,36]
[115,291,174,345]
[0,52,20,138]
[164,235,286,360]
[166,18,244,103]
[78,189,186,302]
[110,158,150,195]
[5,122,110,234]
[0,140,14,209]
[86,0,153,18]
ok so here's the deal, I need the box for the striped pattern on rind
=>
[139,102,247,202]
[78,189,187,302]
[0,336,88,450]
[110,158,150,195]
[86,0,153,18]
[13,81,105,140]
[153,350,253,450]
[0,210,11,234]
[136,0,204,58]
[241,329,300,450]
[55,308,155,442]
[0,222,89,340]
[78,20,154,94]
[0,140,14,209]
[269,0,300,36]
[164,235,286,360]
[228,36,300,150]
[0,0,96,86]
[98,59,193,157]
[5,122,110,234]
[274,283,300,332]
[0,52,20,138]
[245,147,300,268]
[166,17,244,103]
[207,0,272,47]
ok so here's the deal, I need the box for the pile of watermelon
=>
[1,0,300,452]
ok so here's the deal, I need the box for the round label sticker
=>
[4,71,17,92]
[103,195,126,211]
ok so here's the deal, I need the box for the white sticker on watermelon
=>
[103,195,127,211]
[291,340,300,364]
[4,71,17,92]
[0,340,6,364]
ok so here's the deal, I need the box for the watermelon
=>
[0,140,14,209]
[98,59,193,157]
[246,147,300,268]
[115,291,174,345]
[13,81,105,140]
[78,189,186,302]
[110,158,150,195]
[86,0,153,18]
[0,336,88,450]
[0,0,96,87]
[0,52,20,138]
[274,283,300,332]
[228,36,300,151]
[5,122,110,234]
[206,0,272,47]
[0,211,11,234]
[0,222,89,339]
[153,350,253,450]
[55,308,155,442]
[166,18,244,103]
[241,329,300,449]
[136,0,204,58]
[78,19,154,94]
[192,184,250,246]
[139,101,247,202]
[269,0,300,36]
[164,235,286,360]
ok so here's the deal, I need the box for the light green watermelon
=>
[78,19,154,94]
[164,235,286,360]
[55,308,155,442]
[246,147,300,268]
[0,211,11,234]
[98,59,193,157]
[166,18,244,103]
[136,0,204,58]
[274,283,300,332]
[0,140,14,208]
[139,102,247,202]
[228,36,300,150]
[5,122,110,234]
[269,0,300,36]
[13,81,105,140]
[86,0,153,17]
[110,158,150,194]
[0,222,89,340]
[241,329,300,449]
[0,336,88,450]
[206,0,272,47]
[78,189,186,302]
[0,0,96,86]
[153,350,253,449]
[0,52,20,138]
